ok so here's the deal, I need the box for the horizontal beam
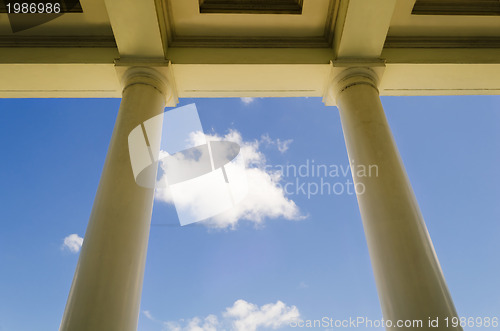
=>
[382,48,500,64]
[0,36,116,48]
[172,64,330,98]
[0,48,118,64]
[1,47,500,99]
[380,63,500,96]
[166,47,333,64]
[385,36,500,49]
[0,63,120,98]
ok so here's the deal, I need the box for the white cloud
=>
[143,310,155,321]
[224,300,300,331]
[165,315,219,331]
[163,300,299,331]
[260,134,293,154]
[155,130,304,229]
[62,234,83,253]
[240,97,255,105]
[276,139,293,153]
[298,281,309,289]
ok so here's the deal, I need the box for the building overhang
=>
[0,0,499,103]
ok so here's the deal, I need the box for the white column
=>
[60,67,169,331]
[331,68,461,330]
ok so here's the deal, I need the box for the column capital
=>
[323,61,384,106]
[115,60,178,107]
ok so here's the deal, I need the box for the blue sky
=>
[0,95,499,330]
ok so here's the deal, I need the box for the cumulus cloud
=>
[164,315,219,331]
[240,97,255,105]
[163,299,300,331]
[155,130,303,229]
[224,300,300,331]
[62,234,83,253]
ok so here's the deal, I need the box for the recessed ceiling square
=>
[198,0,303,15]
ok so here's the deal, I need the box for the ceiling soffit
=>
[155,0,339,48]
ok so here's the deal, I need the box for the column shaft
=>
[335,71,461,330]
[60,69,167,331]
